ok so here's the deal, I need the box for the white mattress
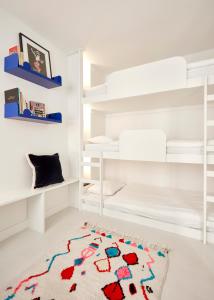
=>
[167,139,214,155]
[167,140,203,155]
[187,58,214,70]
[82,183,214,231]
[167,140,204,147]
[187,58,214,78]
[166,140,214,163]
[167,147,203,155]
[187,59,214,87]
[85,142,119,152]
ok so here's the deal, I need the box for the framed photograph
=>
[19,33,52,78]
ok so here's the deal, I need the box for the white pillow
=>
[88,180,125,196]
[88,136,113,144]
[26,153,36,189]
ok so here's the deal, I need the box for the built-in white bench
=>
[0,178,78,238]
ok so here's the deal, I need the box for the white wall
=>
[0,9,72,238]
[104,105,214,192]
[105,159,203,192]
[91,110,106,137]
[91,64,108,86]
[106,105,206,140]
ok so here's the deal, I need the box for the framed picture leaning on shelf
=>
[19,33,52,78]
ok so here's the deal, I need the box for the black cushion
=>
[28,153,64,189]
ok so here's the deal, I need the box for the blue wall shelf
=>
[4,54,62,89]
[5,102,62,124]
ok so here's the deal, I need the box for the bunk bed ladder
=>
[203,75,214,244]
[203,76,208,244]
[80,152,104,215]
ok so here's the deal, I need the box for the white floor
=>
[0,208,214,300]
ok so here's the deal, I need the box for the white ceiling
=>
[1,0,214,70]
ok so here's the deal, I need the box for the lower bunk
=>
[81,183,214,243]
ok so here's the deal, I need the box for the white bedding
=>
[167,140,204,147]
[167,140,204,155]
[82,183,214,231]
[85,142,119,152]
[167,147,203,154]
[187,58,214,87]
[167,139,214,156]
[187,58,214,78]
[187,58,214,70]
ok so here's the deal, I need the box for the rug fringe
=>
[83,222,170,254]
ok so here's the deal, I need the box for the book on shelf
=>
[19,92,28,114]
[4,88,20,104]
[4,88,28,114]
[29,101,46,118]
[9,45,18,55]
[9,45,24,65]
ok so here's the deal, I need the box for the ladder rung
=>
[207,120,214,127]
[81,162,100,167]
[207,195,214,203]
[207,171,214,177]
[80,179,98,185]
[207,94,214,102]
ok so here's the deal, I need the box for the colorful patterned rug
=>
[1,223,169,300]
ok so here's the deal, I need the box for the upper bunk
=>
[82,56,214,105]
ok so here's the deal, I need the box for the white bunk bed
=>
[80,55,214,244]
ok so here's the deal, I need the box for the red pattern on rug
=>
[102,282,125,300]
[61,266,74,280]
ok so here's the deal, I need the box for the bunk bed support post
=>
[79,49,84,211]
[99,153,104,215]
[203,76,208,244]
